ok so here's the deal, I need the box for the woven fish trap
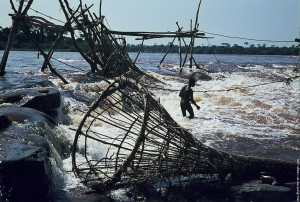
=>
[71,79,296,190]
[71,78,231,188]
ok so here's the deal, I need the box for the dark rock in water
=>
[0,105,56,125]
[0,87,61,118]
[180,70,212,81]
[231,180,294,202]
[0,140,49,202]
[0,115,11,129]
[0,126,50,200]
[0,74,73,201]
[0,106,70,157]
[0,106,70,201]
[193,71,213,81]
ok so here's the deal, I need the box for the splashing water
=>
[1,51,299,193]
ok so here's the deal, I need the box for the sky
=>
[0,0,299,47]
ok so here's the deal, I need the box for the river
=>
[0,50,299,196]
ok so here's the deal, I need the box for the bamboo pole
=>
[189,0,202,70]
[0,0,34,76]
[189,19,195,69]
[41,33,64,71]
[176,22,183,70]
[23,23,68,84]
[0,19,18,76]
[133,38,145,65]
[59,0,97,72]
[158,37,176,68]
[99,0,102,17]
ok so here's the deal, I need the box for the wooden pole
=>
[194,0,202,30]
[133,38,145,65]
[178,37,182,69]
[176,22,182,71]
[0,19,18,76]
[23,23,68,84]
[41,33,64,71]
[189,0,202,70]
[189,19,194,69]
[99,0,102,17]
[0,0,34,76]
[58,0,97,72]
[158,37,177,68]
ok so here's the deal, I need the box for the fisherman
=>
[179,78,200,119]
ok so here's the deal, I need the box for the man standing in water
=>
[179,78,200,119]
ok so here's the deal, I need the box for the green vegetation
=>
[126,43,298,55]
[0,25,298,55]
[0,25,86,51]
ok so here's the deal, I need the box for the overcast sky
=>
[0,0,299,47]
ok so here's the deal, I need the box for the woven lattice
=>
[71,79,231,188]
[72,79,296,190]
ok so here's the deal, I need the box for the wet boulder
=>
[231,180,294,202]
[193,71,213,81]
[0,115,11,129]
[180,70,212,81]
[0,106,68,201]
[0,139,49,202]
[0,87,61,118]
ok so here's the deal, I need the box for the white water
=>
[1,51,299,194]
[55,61,299,192]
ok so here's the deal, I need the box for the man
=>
[179,78,200,119]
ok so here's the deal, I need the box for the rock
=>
[0,106,55,125]
[0,87,61,118]
[284,182,297,194]
[0,106,70,157]
[260,175,277,185]
[0,106,71,201]
[0,115,11,129]
[0,74,61,118]
[0,140,50,201]
[194,71,213,81]
[0,125,50,201]
[180,70,212,81]
[231,180,294,202]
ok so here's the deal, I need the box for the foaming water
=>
[1,51,299,193]
[153,63,299,161]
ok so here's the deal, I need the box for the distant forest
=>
[126,43,298,55]
[0,25,298,55]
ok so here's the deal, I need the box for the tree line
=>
[126,43,298,55]
[0,25,84,51]
[0,25,298,55]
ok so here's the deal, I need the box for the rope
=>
[28,7,65,24]
[205,38,223,71]
[200,30,296,43]
[297,50,300,69]
[50,57,86,72]
[148,75,300,93]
